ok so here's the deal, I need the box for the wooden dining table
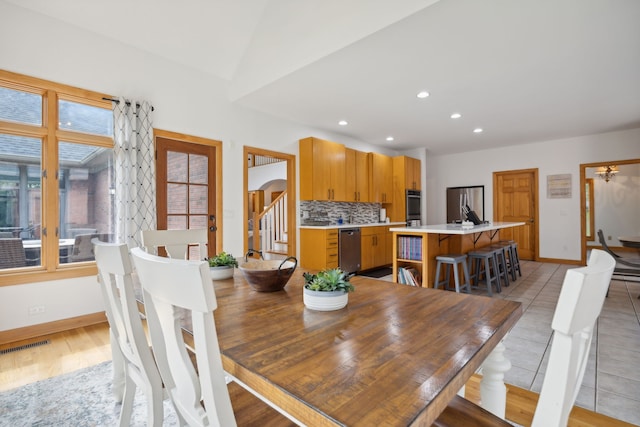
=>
[171,270,523,426]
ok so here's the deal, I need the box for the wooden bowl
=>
[239,256,297,292]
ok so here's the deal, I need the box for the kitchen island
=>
[389,222,525,287]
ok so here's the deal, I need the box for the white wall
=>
[425,128,640,261]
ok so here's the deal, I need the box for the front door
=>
[155,130,222,259]
[493,169,538,260]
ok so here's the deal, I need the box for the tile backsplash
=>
[300,201,384,225]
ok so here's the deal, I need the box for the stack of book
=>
[397,266,422,286]
[397,236,422,260]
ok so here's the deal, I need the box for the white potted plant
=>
[303,268,355,311]
[207,251,238,280]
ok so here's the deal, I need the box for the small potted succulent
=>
[303,268,355,311]
[207,251,238,280]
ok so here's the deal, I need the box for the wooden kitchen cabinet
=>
[368,152,392,204]
[361,226,391,271]
[394,155,421,190]
[300,137,346,201]
[345,148,370,202]
[300,228,339,270]
[390,156,422,222]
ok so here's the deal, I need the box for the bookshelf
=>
[393,231,429,287]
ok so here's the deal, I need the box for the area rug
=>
[0,361,178,426]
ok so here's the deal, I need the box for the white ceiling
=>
[7,0,640,154]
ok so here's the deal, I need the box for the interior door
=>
[493,169,538,260]
[155,131,222,259]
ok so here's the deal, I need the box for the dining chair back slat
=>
[141,228,208,260]
[93,239,164,427]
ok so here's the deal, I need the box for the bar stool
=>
[434,254,471,293]
[467,248,501,296]
[488,243,511,288]
[501,240,522,279]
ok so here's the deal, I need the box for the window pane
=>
[0,134,42,269]
[0,87,42,126]
[167,183,187,214]
[189,185,207,214]
[58,100,113,137]
[59,141,114,263]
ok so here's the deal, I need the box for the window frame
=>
[0,70,114,286]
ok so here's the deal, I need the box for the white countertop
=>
[299,222,406,230]
[389,222,525,235]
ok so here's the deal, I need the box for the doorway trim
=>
[154,128,223,254]
[580,157,640,265]
[243,146,296,257]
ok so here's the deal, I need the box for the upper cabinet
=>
[300,137,346,201]
[345,148,370,202]
[400,156,421,191]
[390,156,422,221]
[369,152,392,203]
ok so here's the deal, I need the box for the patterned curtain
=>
[112,98,156,248]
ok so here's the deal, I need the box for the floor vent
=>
[0,339,51,355]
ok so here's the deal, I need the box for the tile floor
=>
[377,257,640,426]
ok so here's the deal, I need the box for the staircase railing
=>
[253,191,288,257]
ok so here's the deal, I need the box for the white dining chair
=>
[130,247,296,427]
[140,228,208,260]
[93,239,164,427]
[436,249,616,427]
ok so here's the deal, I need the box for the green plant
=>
[207,251,238,268]
[303,268,355,293]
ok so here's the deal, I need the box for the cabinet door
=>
[300,137,346,201]
[369,153,392,203]
[355,150,370,202]
[327,141,346,201]
[361,233,376,271]
[407,157,421,191]
[345,148,358,202]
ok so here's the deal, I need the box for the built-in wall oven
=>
[406,190,421,225]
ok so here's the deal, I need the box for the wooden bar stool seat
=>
[434,254,471,293]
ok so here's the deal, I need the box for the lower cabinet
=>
[361,226,392,271]
[300,228,339,270]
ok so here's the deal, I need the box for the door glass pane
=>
[0,87,42,126]
[167,151,187,183]
[167,183,187,214]
[58,100,114,137]
[189,215,207,229]
[59,141,114,264]
[189,154,208,184]
[189,185,207,214]
[0,134,42,269]
[167,215,187,230]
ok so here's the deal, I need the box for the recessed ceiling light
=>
[416,91,430,99]
[338,120,348,126]
[386,136,394,142]
[473,128,483,133]
[450,113,462,119]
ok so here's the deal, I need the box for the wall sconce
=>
[595,165,619,183]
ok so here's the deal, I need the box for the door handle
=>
[209,226,217,232]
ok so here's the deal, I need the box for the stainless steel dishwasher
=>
[339,228,361,274]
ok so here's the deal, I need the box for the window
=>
[0,71,114,283]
